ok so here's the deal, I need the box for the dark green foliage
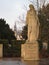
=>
[0,18,16,42]
[38,40,43,51]
[47,41,49,53]
[21,25,28,40]
[38,4,49,42]
[38,4,49,57]
[0,18,26,57]
[3,40,25,57]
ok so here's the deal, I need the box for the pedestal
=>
[21,41,39,60]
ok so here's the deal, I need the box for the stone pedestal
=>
[21,41,39,60]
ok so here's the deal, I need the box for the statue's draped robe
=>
[26,9,40,42]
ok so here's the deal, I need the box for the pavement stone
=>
[0,58,49,65]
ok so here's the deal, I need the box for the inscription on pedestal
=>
[21,42,39,60]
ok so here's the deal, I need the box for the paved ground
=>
[0,58,49,65]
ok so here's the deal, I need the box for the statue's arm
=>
[36,14,40,27]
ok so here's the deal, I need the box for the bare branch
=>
[23,4,27,11]
[17,16,25,24]
[43,0,46,5]
[28,0,33,4]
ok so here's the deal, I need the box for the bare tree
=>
[23,4,27,11]
[28,0,33,4]
[39,0,46,8]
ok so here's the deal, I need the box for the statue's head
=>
[29,4,34,10]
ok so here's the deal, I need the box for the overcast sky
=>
[0,0,49,30]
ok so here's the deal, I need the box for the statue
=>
[26,4,40,42]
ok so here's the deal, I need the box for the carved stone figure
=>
[26,4,40,42]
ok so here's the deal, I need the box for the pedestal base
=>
[21,41,39,60]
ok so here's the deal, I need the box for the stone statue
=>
[26,4,40,42]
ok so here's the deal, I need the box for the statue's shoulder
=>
[27,9,33,12]
[27,10,30,16]
[27,10,30,14]
[27,10,32,14]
